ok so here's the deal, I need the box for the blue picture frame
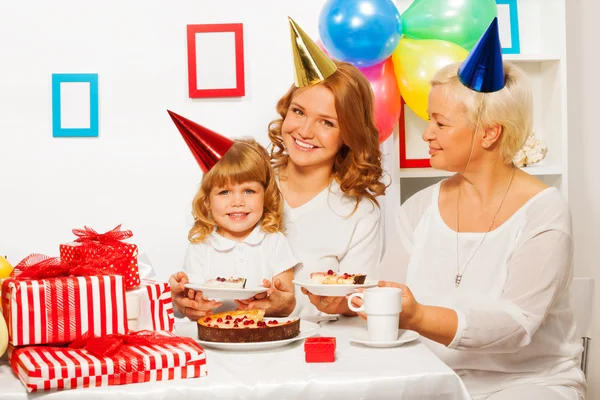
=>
[496,0,520,54]
[52,73,99,137]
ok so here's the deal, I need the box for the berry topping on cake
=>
[204,277,247,288]
[310,271,367,285]
[197,309,300,343]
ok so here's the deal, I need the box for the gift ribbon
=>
[68,330,192,357]
[10,331,197,379]
[72,224,133,245]
[9,253,131,280]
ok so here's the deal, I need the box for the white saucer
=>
[350,329,420,348]
[184,284,267,301]
[293,280,377,297]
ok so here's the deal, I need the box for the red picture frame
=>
[399,97,431,168]
[186,23,245,98]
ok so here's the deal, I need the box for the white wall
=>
[566,0,600,391]
[0,0,332,280]
[1,0,596,393]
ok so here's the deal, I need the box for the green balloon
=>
[401,0,497,51]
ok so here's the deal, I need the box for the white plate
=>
[176,319,319,351]
[184,284,267,301]
[293,280,378,297]
[350,329,420,348]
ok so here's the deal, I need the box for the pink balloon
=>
[319,40,400,143]
[359,58,401,143]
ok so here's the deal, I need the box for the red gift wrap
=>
[60,225,140,289]
[9,331,207,392]
[127,280,175,332]
[304,337,336,363]
[2,254,129,346]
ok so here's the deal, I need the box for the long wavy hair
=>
[268,61,386,210]
[188,138,283,243]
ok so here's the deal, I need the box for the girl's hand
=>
[169,272,222,321]
[235,273,295,317]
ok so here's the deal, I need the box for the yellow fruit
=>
[0,313,7,357]
[0,257,13,279]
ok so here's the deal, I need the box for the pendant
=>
[455,274,462,287]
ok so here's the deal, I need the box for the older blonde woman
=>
[354,19,586,400]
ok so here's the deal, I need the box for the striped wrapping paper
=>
[9,333,207,392]
[136,280,174,332]
[1,275,128,346]
[125,280,175,332]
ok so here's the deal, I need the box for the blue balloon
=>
[319,0,402,68]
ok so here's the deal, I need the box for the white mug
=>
[348,287,402,342]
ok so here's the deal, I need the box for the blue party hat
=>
[458,17,505,93]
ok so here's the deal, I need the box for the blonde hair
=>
[188,138,283,243]
[430,61,533,164]
[268,61,386,210]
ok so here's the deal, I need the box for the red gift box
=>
[2,254,129,346]
[9,331,207,392]
[60,225,140,290]
[304,337,336,363]
[126,279,175,332]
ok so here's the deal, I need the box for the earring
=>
[483,143,489,148]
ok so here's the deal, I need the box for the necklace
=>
[454,166,515,287]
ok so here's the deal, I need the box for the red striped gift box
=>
[131,280,174,332]
[9,333,207,392]
[1,275,128,346]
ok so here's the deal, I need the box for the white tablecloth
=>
[0,317,472,399]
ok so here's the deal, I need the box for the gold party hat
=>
[288,17,337,87]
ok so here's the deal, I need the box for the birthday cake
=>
[203,277,246,288]
[197,309,300,343]
[310,270,366,285]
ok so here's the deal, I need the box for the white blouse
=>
[283,179,383,317]
[396,182,586,399]
[183,224,299,312]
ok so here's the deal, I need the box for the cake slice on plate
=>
[204,277,247,288]
[310,270,366,285]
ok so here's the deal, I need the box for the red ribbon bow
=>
[72,224,133,245]
[9,252,132,280]
[68,330,188,357]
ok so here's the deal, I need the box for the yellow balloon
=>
[0,313,7,358]
[392,38,468,121]
[0,257,13,279]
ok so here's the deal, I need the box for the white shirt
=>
[183,224,300,312]
[283,179,383,317]
[396,182,585,399]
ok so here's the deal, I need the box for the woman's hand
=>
[169,272,222,321]
[301,288,356,316]
[234,270,296,317]
[348,281,424,330]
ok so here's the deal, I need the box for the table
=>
[0,317,472,399]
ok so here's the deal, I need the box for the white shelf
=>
[504,54,561,62]
[398,165,564,179]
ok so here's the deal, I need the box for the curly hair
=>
[268,61,386,210]
[188,138,283,243]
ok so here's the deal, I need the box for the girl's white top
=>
[397,182,585,399]
[282,179,383,317]
[183,224,299,312]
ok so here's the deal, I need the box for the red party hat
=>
[167,110,234,172]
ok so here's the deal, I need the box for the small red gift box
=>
[126,279,175,332]
[60,225,140,290]
[304,337,336,363]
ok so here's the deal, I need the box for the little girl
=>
[170,138,299,320]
